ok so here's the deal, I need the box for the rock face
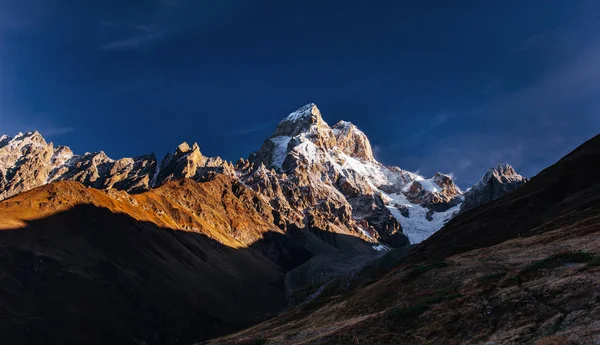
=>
[154,142,235,186]
[460,163,526,213]
[0,132,55,200]
[0,104,527,245]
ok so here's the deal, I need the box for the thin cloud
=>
[42,127,75,137]
[395,28,600,187]
[0,112,75,138]
[157,0,188,6]
[96,20,154,33]
[99,32,165,50]
[413,111,453,138]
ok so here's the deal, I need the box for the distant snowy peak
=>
[474,163,524,190]
[460,163,526,213]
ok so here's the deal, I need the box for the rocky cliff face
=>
[0,103,526,246]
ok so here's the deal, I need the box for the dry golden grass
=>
[0,177,278,248]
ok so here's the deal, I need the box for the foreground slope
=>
[0,176,377,344]
[207,133,600,345]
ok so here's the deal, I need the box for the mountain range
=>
[5,104,595,345]
[0,104,526,247]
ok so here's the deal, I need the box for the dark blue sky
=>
[1,0,600,187]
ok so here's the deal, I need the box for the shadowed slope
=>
[0,205,294,344]
[0,176,381,344]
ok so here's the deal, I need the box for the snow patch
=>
[270,136,291,169]
[418,178,440,193]
[284,103,317,122]
[372,244,389,252]
[150,162,161,188]
[358,225,373,239]
[385,193,460,244]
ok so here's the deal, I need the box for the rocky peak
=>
[175,141,201,156]
[332,120,375,162]
[401,173,462,212]
[0,135,11,148]
[432,173,460,194]
[281,103,322,124]
[460,163,526,213]
[50,146,74,166]
[271,103,333,139]
[155,141,232,187]
[176,142,191,155]
[250,103,339,171]
[474,163,524,189]
[2,131,49,152]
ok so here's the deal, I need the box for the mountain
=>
[207,133,600,345]
[0,104,526,247]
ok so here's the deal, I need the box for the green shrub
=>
[479,272,506,283]
[388,304,430,318]
[423,291,462,305]
[404,261,449,281]
[521,251,594,274]
[245,339,267,345]
[387,289,461,321]
[586,256,600,267]
[578,256,600,272]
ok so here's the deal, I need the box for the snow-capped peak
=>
[283,103,320,123]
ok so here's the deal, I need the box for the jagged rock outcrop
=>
[154,142,235,186]
[332,120,375,162]
[460,163,526,213]
[401,173,463,212]
[50,152,157,193]
[0,132,55,200]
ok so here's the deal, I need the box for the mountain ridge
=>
[0,103,526,246]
